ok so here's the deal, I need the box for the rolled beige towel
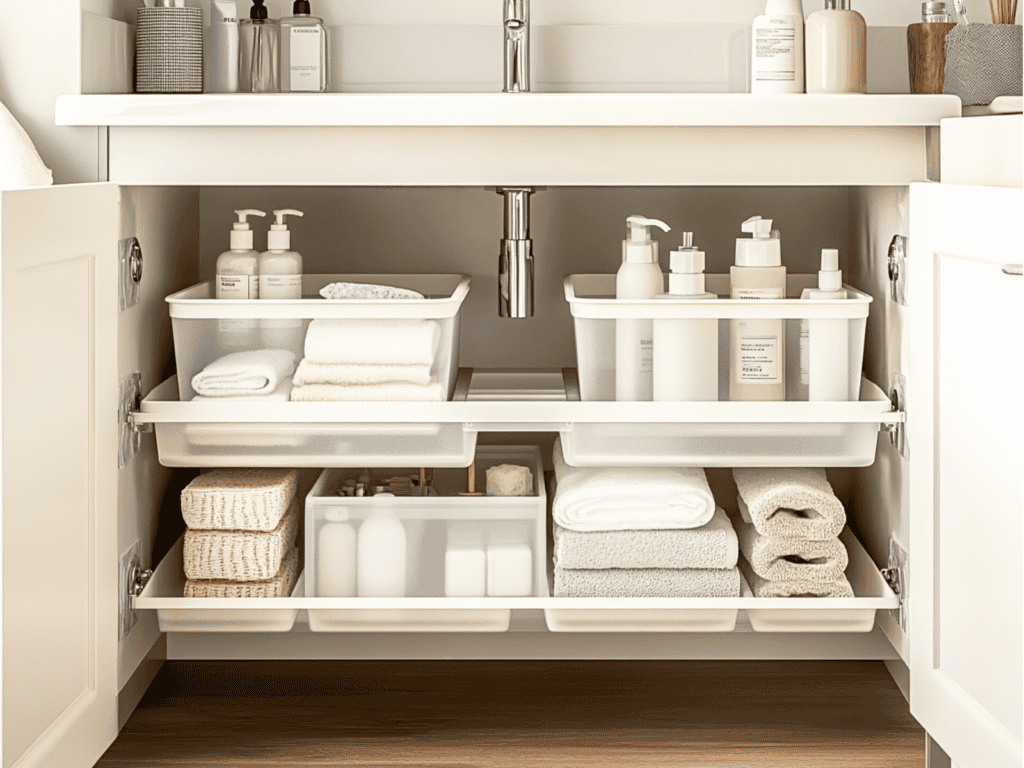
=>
[739,557,854,598]
[184,501,300,581]
[736,521,848,583]
[732,467,846,541]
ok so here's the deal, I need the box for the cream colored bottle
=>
[805,0,867,94]
[730,216,787,402]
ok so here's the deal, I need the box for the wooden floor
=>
[97,660,923,767]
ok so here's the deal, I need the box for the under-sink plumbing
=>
[503,0,530,93]
[497,187,536,318]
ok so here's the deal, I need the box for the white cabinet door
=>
[909,182,1024,768]
[2,184,120,768]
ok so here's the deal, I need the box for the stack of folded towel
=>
[180,468,301,597]
[551,438,740,598]
[289,319,446,401]
[731,467,854,598]
[190,349,295,401]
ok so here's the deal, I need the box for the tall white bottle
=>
[204,0,240,93]
[356,493,407,597]
[616,215,670,402]
[317,508,356,597]
[752,0,806,94]
[653,233,719,401]
[215,209,266,348]
[259,209,304,350]
[800,248,849,401]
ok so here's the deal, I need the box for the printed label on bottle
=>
[734,287,784,300]
[799,320,810,385]
[259,273,302,299]
[290,26,322,91]
[216,274,258,299]
[641,334,653,373]
[754,20,797,82]
[738,334,780,381]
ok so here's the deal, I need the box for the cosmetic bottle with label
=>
[279,0,329,93]
[752,0,806,94]
[730,216,787,402]
[799,248,849,401]
[806,0,867,94]
[240,0,279,93]
[258,209,304,350]
[216,209,265,348]
[204,0,240,93]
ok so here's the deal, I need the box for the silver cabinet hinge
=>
[119,542,153,639]
[119,373,152,468]
[888,235,908,306]
[119,237,144,311]
[881,538,908,632]
[886,372,908,460]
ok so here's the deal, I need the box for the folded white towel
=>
[290,380,446,402]
[192,379,293,402]
[319,282,425,301]
[190,349,296,398]
[555,566,741,598]
[732,467,846,541]
[292,360,432,387]
[552,437,716,532]
[1,102,53,189]
[304,319,440,366]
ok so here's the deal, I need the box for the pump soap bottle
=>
[730,216,787,402]
[616,216,670,402]
[653,233,719,402]
[805,0,867,94]
[240,0,279,93]
[259,209,304,299]
[279,0,329,92]
[799,248,849,401]
[216,209,266,348]
[751,0,806,94]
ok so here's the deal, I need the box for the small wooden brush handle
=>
[908,22,957,94]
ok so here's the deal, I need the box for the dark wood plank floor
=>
[97,660,923,767]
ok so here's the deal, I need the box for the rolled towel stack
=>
[190,349,295,401]
[290,319,445,401]
[180,468,301,597]
[552,438,740,598]
[731,467,854,598]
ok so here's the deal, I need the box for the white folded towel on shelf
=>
[292,360,432,387]
[289,380,446,402]
[552,437,716,532]
[732,467,847,541]
[192,379,293,402]
[190,349,296,398]
[319,282,425,301]
[303,319,440,366]
[1,102,53,189]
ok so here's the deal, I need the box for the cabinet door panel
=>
[909,182,1023,768]
[2,183,119,768]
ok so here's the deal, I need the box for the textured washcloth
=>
[1,102,53,189]
[190,349,296,398]
[303,318,440,366]
[486,464,533,496]
[736,520,848,583]
[192,379,293,402]
[732,467,846,541]
[184,501,300,581]
[554,566,741,598]
[552,437,716,532]
[292,360,432,387]
[184,546,300,598]
[319,282,425,301]
[181,468,298,532]
[290,380,445,402]
[553,507,738,571]
[739,557,854,598]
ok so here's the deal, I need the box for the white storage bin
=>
[565,274,871,403]
[303,446,546,632]
[168,274,470,401]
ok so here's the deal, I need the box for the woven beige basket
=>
[183,501,300,581]
[184,546,300,598]
[181,468,298,531]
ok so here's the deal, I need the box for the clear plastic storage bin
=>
[168,274,470,401]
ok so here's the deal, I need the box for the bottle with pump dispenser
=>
[616,216,670,402]
[258,209,304,350]
[216,209,266,348]
[730,216,787,402]
[805,0,867,94]
[653,233,719,402]
[751,0,806,94]
[799,248,849,401]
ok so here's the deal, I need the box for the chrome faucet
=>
[503,0,530,93]
[497,187,535,318]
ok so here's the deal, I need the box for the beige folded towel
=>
[739,557,854,598]
[292,360,432,387]
[736,521,848,583]
[184,501,300,581]
[732,467,846,541]
[290,380,445,402]
[554,566,741,598]
[184,546,300,598]
[181,468,298,532]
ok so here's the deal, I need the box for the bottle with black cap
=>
[240,0,279,92]
[280,0,329,93]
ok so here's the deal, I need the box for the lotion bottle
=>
[316,508,356,597]
[653,233,719,401]
[216,209,266,299]
[259,209,304,299]
[730,216,787,401]
[279,0,329,92]
[752,0,806,94]
[204,0,240,93]
[616,216,670,402]
[356,493,406,597]
[799,248,849,401]
[805,0,867,94]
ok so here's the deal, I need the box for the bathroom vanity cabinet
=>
[2,5,1022,768]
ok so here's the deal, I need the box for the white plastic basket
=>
[565,274,871,403]
[168,274,470,402]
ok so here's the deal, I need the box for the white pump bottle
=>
[259,209,304,299]
[216,208,266,299]
[799,248,849,401]
[616,215,670,402]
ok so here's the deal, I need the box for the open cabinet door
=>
[908,182,1023,768]
[2,184,120,768]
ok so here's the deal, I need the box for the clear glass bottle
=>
[239,0,279,93]
[279,0,330,93]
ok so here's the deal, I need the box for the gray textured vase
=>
[944,23,1023,106]
[136,7,204,94]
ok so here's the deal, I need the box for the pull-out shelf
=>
[136,370,903,468]
[136,529,897,636]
